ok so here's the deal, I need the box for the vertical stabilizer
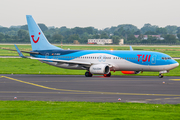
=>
[26,15,62,51]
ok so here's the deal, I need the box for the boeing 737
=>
[2,15,179,78]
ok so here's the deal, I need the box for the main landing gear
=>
[85,72,93,77]
[85,72,112,77]
[103,72,111,77]
[158,74,163,78]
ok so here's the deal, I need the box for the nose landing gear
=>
[158,74,163,78]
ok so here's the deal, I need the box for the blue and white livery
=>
[13,15,180,78]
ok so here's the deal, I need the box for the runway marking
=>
[0,91,99,94]
[170,79,180,81]
[146,97,180,101]
[154,98,161,100]
[2,76,180,97]
[0,80,159,83]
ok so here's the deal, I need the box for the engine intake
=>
[90,64,110,74]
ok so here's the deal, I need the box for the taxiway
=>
[0,75,180,104]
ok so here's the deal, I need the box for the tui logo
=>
[31,32,41,43]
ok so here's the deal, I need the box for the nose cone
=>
[174,62,179,68]
[170,60,179,69]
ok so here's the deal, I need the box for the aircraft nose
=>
[175,62,179,67]
[170,61,179,69]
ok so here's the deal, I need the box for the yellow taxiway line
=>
[1,76,180,97]
[170,79,180,81]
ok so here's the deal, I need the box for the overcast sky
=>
[0,0,180,29]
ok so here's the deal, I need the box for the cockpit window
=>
[162,57,171,60]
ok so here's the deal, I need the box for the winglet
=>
[130,46,133,51]
[14,44,26,58]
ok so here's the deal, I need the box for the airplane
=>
[1,15,179,78]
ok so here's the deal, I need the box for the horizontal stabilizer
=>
[1,46,39,55]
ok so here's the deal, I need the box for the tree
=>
[164,35,177,43]
[92,34,100,39]
[20,25,28,30]
[38,24,48,32]
[66,34,79,43]
[147,36,157,43]
[72,27,84,35]
[111,36,120,44]
[100,32,109,39]
[177,33,180,40]
[127,34,136,41]
[0,33,4,41]
[144,31,158,35]
[52,34,63,43]
[134,30,141,35]
[156,28,167,35]
[165,25,177,34]
[0,27,9,34]
[84,27,94,34]
[177,27,180,34]
[141,23,158,34]
[18,30,28,39]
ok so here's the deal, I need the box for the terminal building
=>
[88,39,113,45]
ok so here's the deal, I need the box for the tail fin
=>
[26,15,62,51]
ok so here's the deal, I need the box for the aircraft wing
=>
[30,57,113,68]
[31,57,92,66]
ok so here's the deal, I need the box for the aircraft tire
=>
[158,74,163,78]
[85,72,93,77]
[103,72,111,77]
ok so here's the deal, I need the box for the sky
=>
[0,0,180,29]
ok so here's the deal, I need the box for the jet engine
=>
[121,71,141,74]
[89,64,110,74]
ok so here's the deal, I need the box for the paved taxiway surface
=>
[0,75,180,104]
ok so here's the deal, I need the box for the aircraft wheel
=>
[85,72,93,77]
[103,72,111,77]
[158,74,163,78]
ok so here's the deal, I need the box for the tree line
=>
[0,23,180,44]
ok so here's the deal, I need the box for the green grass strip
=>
[0,101,180,120]
[0,58,180,76]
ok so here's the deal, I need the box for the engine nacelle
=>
[89,64,110,74]
[121,71,141,74]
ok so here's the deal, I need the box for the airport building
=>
[88,39,113,45]
[119,39,124,45]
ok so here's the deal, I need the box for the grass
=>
[1,44,180,57]
[0,58,180,76]
[0,101,180,120]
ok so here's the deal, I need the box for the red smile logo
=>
[31,32,41,43]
